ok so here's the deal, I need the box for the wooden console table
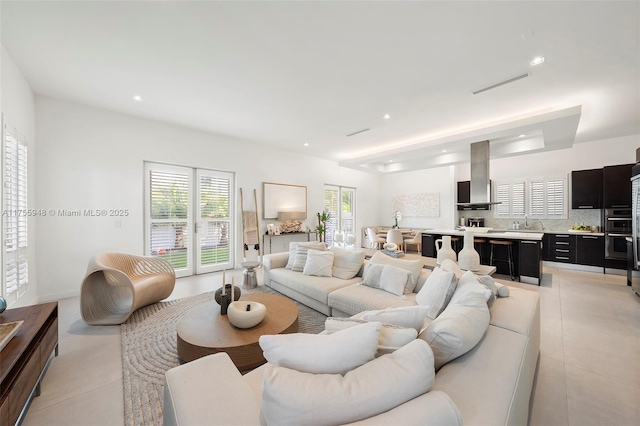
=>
[0,302,59,425]
[263,231,317,254]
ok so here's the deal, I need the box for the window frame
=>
[494,175,567,220]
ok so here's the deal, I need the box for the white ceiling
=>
[1,1,639,173]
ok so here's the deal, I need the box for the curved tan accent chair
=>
[80,252,176,325]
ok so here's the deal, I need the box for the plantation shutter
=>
[546,177,566,217]
[324,186,339,246]
[511,182,525,217]
[146,164,193,276]
[495,183,511,216]
[3,121,28,305]
[529,180,545,217]
[197,170,233,271]
[341,187,356,236]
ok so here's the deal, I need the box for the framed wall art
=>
[262,182,307,220]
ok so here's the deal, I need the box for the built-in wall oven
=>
[605,208,632,260]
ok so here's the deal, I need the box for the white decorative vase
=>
[458,230,480,271]
[435,235,457,265]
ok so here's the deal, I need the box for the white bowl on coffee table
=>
[228,301,267,329]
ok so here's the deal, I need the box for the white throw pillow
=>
[353,305,433,333]
[366,251,424,293]
[324,317,418,354]
[291,242,326,272]
[451,271,493,306]
[363,264,411,296]
[259,322,380,375]
[418,279,491,370]
[330,246,366,279]
[285,241,325,270]
[261,339,435,426]
[302,249,334,277]
[415,267,458,319]
[440,258,465,279]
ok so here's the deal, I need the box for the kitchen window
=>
[494,176,567,219]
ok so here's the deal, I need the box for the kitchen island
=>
[421,229,544,284]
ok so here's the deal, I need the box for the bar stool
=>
[450,237,461,253]
[474,238,487,264]
[489,240,515,280]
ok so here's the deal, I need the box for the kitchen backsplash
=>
[459,209,602,232]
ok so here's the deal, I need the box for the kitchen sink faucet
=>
[524,215,529,229]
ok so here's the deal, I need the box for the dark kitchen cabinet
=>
[571,168,602,209]
[421,233,438,258]
[456,180,491,210]
[457,181,471,210]
[519,240,542,280]
[546,233,577,264]
[576,234,605,267]
[603,164,633,208]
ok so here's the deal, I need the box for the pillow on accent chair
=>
[302,249,334,277]
[366,251,424,293]
[330,246,366,279]
[259,322,380,375]
[261,339,435,426]
[415,267,458,319]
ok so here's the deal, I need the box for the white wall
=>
[1,46,37,307]
[379,165,457,230]
[35,96,381,301]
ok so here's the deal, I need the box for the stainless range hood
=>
[457,140,501,208]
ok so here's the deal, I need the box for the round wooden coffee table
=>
[176,293,298,371]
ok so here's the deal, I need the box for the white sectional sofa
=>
[163,248,540,426]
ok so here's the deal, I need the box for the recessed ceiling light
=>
[530,56,545,66]
[519,134,526,138]
[383,114,391,120]
[132,95,143,102]
[388,159,393,163]
[442,149,447,153]
[303,142,309,147]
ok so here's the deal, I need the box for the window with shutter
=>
[145,162,234,277]
[495,176,567,219]
[324,185,356,246]
[3,121,29,305]
[494,181,525,217]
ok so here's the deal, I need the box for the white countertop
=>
[424,229,544,241]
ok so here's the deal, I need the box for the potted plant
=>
[316,211,331,242]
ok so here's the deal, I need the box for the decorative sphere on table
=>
[214,284,242,304]
[0,296,6,314]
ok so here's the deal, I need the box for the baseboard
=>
[38,290,80,303]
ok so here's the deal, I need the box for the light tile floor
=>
[21,267,640,425]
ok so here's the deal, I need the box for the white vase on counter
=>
[435,235,457,265]
[458,230,480,271]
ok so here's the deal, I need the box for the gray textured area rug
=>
[121,285,327,426]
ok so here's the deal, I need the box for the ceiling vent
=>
[472,73,529,95]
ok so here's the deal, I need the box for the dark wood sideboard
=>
[0,302,59,425]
